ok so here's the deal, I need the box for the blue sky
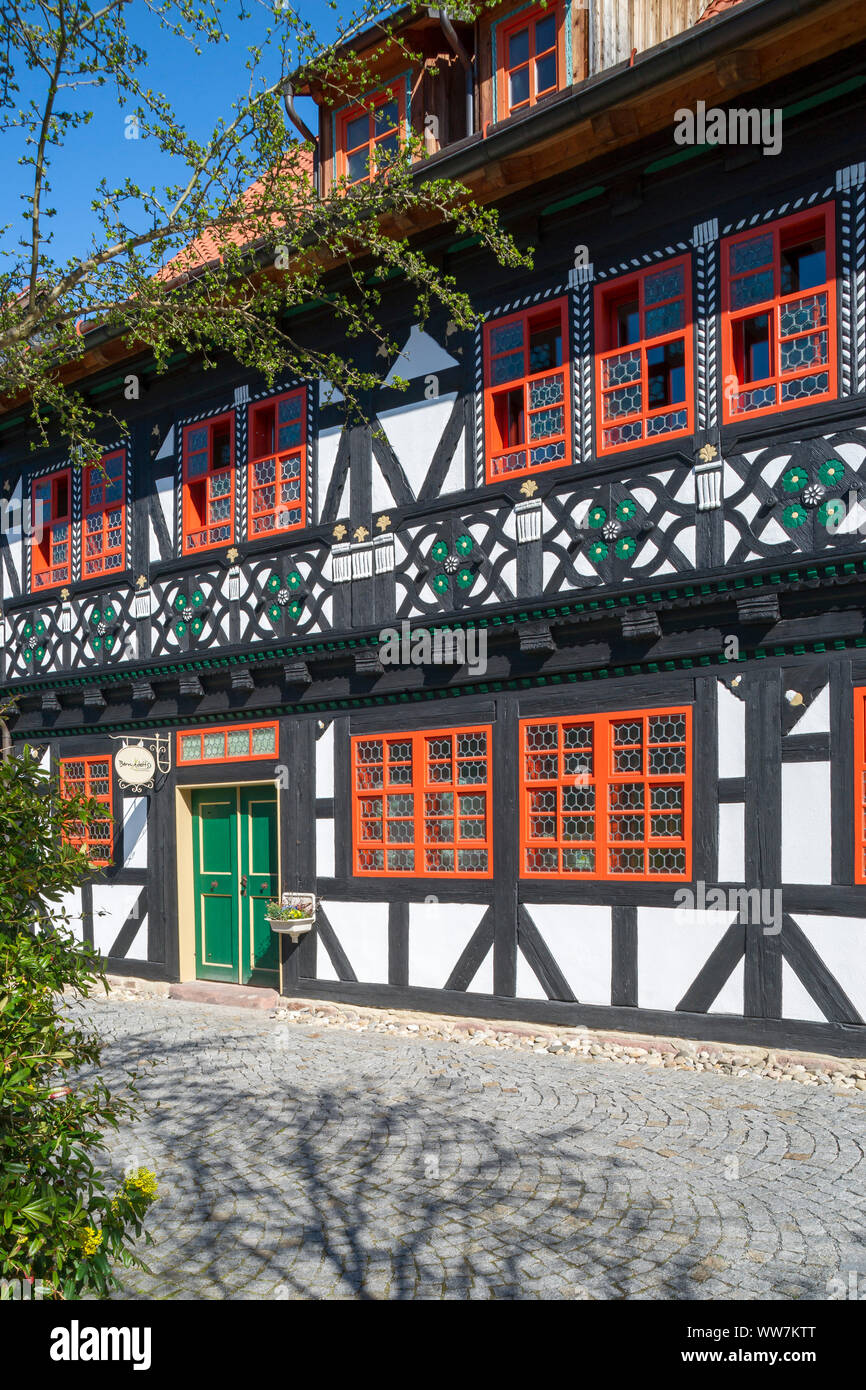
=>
[0,1,343,271]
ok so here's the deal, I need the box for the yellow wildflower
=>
[123,1167,158,1201]
[82,1227,103,1258]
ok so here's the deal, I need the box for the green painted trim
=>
[644,144,712,175]
[541,184,606,216]
[9,628,866,743]
[4,553,866,706]
[446,234,482,253]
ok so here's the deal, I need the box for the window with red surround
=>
[338,83,404,185]
[60,756,114,865]
[595,256,693,455]
[248,389,305,537]
[352,727,492,877]
[182,413,234,554]
[31,469,71,591]
[855,689,866,885]
[483,298,570,482]
[83,451,125,578]
[177,722,278,765]
[520,708,692,880]
[498,4,564,118]
[721,203,837,422]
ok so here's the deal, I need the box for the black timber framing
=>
[2,37,866,1057]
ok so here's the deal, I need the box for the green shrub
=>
[0,745,157,1299]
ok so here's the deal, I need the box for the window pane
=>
[736,313,771,383]
[535,52,556,94]
[509,64,530,108]
[780,237,825,295]
[645,299,685,338]
[535,13,556,52]
[647,340,686,408]
[644,265,684,305]
[528,319,562,372]
[730,233,773,275]
[615,300,640,346]
[347,148,369,182]
[346,113,369,149]
[490,320,524,355]
[508,26,529,67]
[730,269,774,310]
[491,350,525,386]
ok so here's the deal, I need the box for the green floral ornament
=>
[266,573,281,593]
[588,540,609,562]
[432,573,450,595]
[782,504,807,529]
[615,536,636,559]
[456,567,474,589]
[455,534,474,557]
[819,459,845,486]
[782,466,808,493]
[588,506,607,529]
[616,498,637,522]
[818,498,846,530]
[431,541,449,563]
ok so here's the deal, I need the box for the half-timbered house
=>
[2,0,866,1054]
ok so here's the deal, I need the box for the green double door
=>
[191,786,279,985]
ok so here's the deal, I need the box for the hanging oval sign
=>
[114,744,157,788]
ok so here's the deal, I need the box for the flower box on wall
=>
[266,892,317,942]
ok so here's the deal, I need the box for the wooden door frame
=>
[175,779,284,988]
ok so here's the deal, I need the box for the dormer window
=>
[498,4,564,118]
[338,83,406,185]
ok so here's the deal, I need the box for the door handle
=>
[260,882,268,893]
[210,880,218,891]
[240,875,247,896]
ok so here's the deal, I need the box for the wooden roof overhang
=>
[2,0,862,428]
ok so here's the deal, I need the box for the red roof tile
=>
[699,0,747,20]
[157,146,315,282]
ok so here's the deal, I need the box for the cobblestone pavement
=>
[77,997,866,1301]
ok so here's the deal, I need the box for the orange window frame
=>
[247,389,306,538]
[60,755,114,866]
[31,468,71,592]
[721,202,837,423]
[83,450,126,579]
[519,707,692,881]
[595,255,694,456]
[352,726,493,878]
[855,689,866,885]
[182,413,235,556]
[498,2,566,118]
[483,296,571,483]
[176,722,279,766]
[337,82,406,186]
